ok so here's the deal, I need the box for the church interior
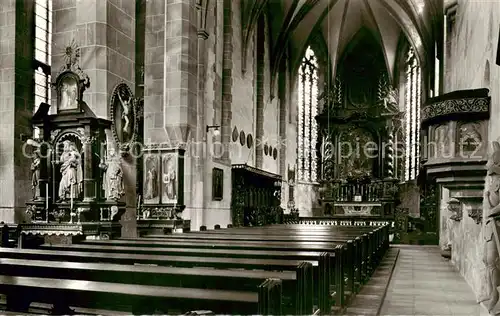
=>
[0,0,500,314]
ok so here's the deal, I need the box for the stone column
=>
[255,17,265,169]
[197,1,209,227]
[144,0,198,214]
[0,1,35,223]
[51,0,136,234]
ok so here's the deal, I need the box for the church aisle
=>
[379,245,487,316]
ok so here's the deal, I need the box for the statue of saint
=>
[99,147,124,201]
[478,141,500,314]
[31,149,41,199]
[117,89,132,138]
[57,141,83,201]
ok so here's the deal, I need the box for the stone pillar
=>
[0,1,35,223]
[51,0,136,234]
[196,1,209,227]
[220,0,233,163]
[144,0,198,220]
[144,0,198,145]
[278,58,288,209]
[255,16,265,169]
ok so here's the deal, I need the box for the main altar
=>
[315,41,400,220]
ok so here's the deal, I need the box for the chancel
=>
[0,0,499,315]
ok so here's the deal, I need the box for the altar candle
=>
[70,184,73,210]
[46,183,49,209]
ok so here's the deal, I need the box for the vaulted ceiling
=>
[242,0,443,90]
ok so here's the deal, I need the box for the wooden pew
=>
[7,224,389,314]
[0,247,316,271]
[0,247,331,314]
[40,243,345,313]
[0,257,312,315]
[0,275,268,315]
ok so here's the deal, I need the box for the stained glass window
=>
[404,48,421,181]
[34,0,52,138]
[298,47,319,182]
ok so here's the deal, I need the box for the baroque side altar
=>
[23,45,126,245]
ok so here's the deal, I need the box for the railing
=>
[319,179,399,203]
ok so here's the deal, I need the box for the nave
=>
[0,223,388,315]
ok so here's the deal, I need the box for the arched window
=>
[297,46,319,182]
[34,0,52,138]
[404,48,421,181]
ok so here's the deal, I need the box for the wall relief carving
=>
[457,122,482,157]
[421,95,489,122]
[432,124,450,159]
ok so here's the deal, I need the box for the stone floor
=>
[379,245,488,316]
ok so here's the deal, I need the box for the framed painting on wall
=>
[161,152,178,204]
[143,154,160,204]
[212,168,223,201]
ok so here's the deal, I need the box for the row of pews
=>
[0,223,390,315]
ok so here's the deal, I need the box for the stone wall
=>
[444,0,500,300]
[0,0,34,223]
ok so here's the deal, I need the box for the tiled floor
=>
[379,245,488,316]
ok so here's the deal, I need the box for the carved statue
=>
[117,88,132,138]
[99,147,124,201]
[478,141,500,313]
[442,205,453,252]
[30,150,41,199]
[382,86,399,114]
[57,141,83,201]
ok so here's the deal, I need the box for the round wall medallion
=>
[264,144,269,155]
[273,148,278,160]
[232,126,239,142]
[239,131,246,146]
[246,134,253,148]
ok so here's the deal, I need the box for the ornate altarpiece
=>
[23,47,125,244]
[316,33,400,219]
[136,147,190,235]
